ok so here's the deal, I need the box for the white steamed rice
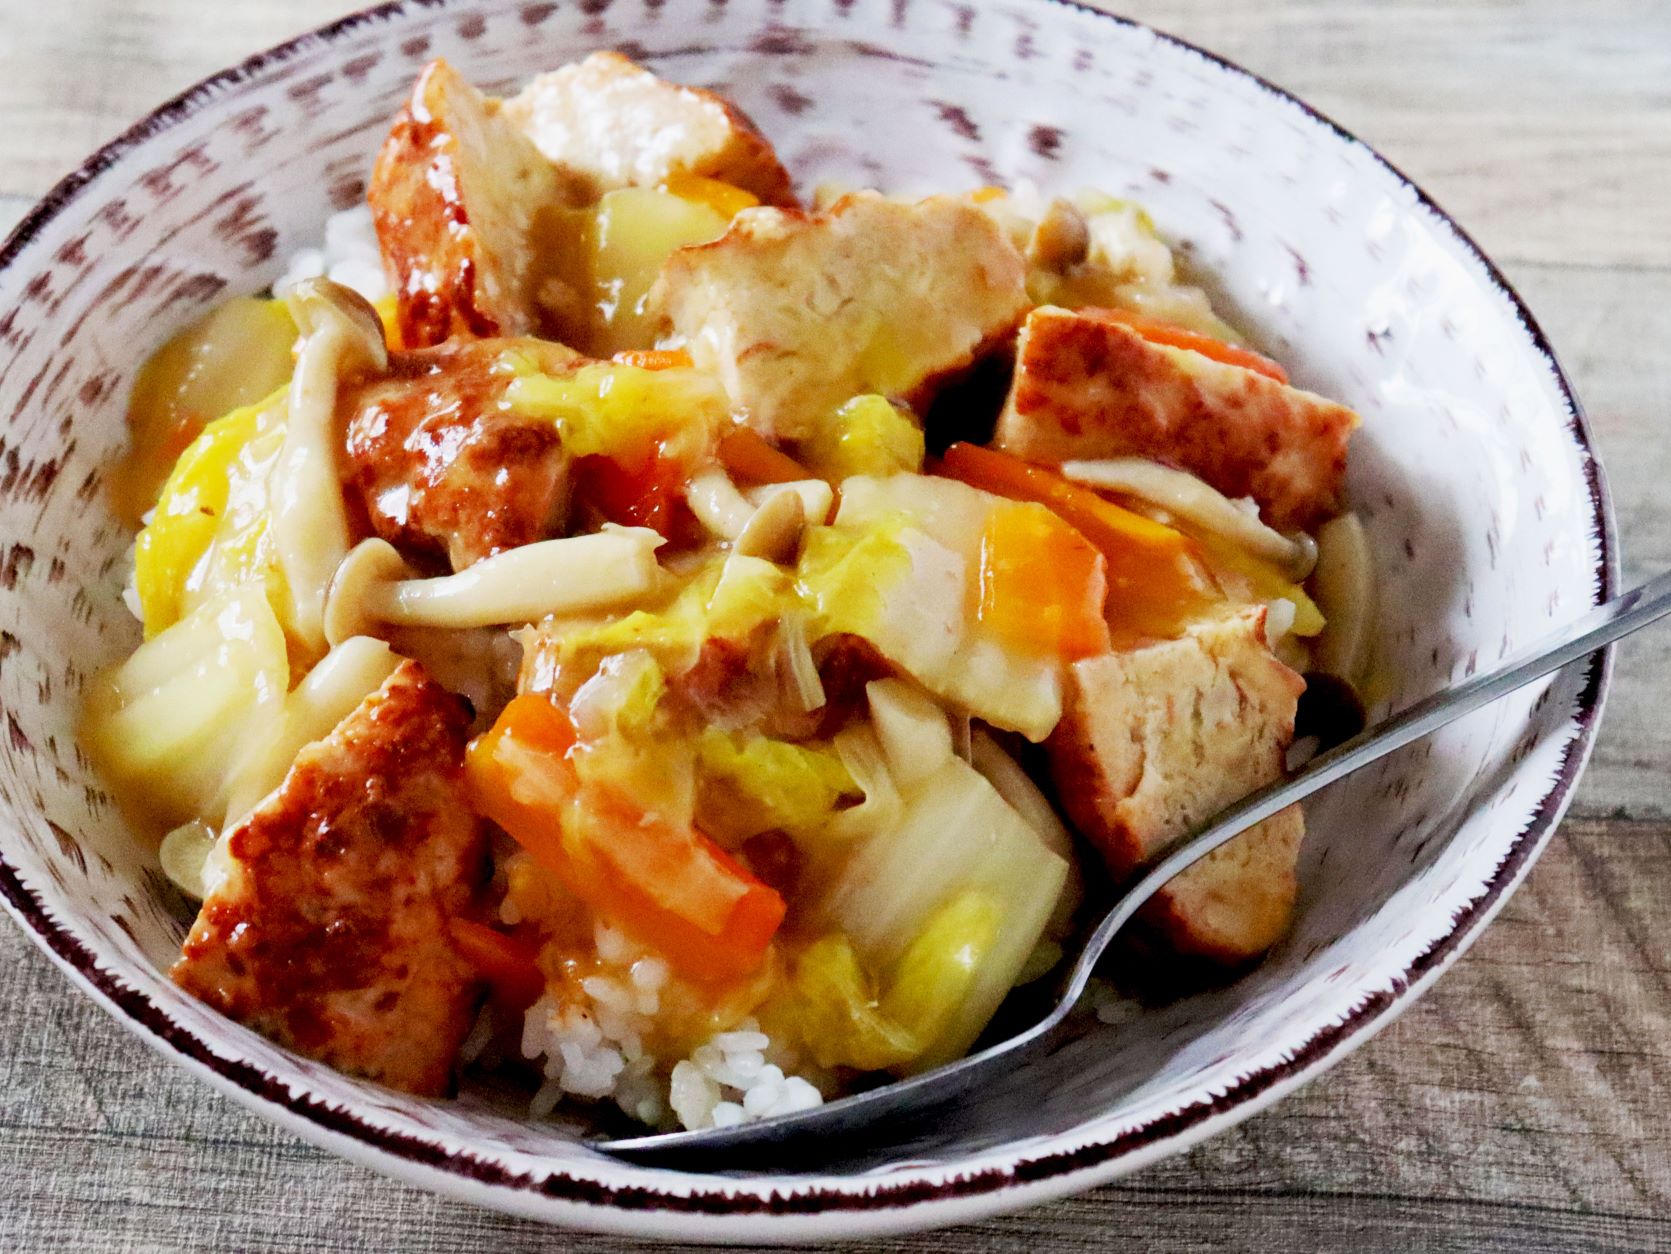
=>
[516,918,825,1131]
[277,206,389,303]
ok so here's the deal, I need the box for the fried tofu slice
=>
[1050,607,1306,962]
[1140,804,1305,963]
[172,662,488,1096]
[994,306,1358,531]
[656,192,1029,440]
[370,59,564,349]
[341,337,581,570]
[502,51,796,208]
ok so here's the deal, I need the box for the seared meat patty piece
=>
[655,191,1028,442]
[502,50,796,208]
[342,337,579,571]
[173,661,490,1096]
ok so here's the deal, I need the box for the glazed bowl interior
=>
[0,0,1611,1238]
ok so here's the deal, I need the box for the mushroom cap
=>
[323,538,413,647]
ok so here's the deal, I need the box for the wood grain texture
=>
[2,1,1669,1250]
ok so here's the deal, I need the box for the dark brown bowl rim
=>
[0,0,1618,1226]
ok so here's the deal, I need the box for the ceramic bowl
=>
[0,0,1614,1240]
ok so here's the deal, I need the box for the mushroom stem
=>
[327,528,667,638]
[272,279,391,655]
[686,466,755,540]
[1061,457,1315,578]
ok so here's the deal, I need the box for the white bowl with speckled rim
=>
[0,0,1614,1240]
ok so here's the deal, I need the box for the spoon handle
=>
[1060,563,1659,1008]
[598,566,1654,1165]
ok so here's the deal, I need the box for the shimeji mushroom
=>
[733,487,806,564]
[1062,458,1317,578]
[272,279,391,654]
[685,465,756,539]
[322,526,668,642]
[686,463,829,564]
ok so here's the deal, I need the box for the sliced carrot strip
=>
[662,173,761,220]
[717,428,816,485]
[466,694,786,982]
[937,443,1220,643]
[978,503,1111,661]
[447,918,545,1011]
[1087,307,1289,383]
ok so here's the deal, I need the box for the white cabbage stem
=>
[272,279,389,654]
[824,724,904,845]
[1311,512,1375,682]
[220,636,400,826]
[325,527,665,639]
[970,728,1083,936]
[866,677,953,790]
[1062,457,1315,577]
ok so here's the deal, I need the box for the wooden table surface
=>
[2,1,1668,1249]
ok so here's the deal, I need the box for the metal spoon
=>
[594,567,1658,1168]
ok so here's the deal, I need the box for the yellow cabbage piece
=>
[571,728,698,834]
[569,649,668,741]
[561,651,694,828]
[1201,535,1326,636]
[780,934,920,1072]
[805,477,1066,741]
[777,890,1006,1075]
[113,297,296,525]
[802,394,925,481]
[816,756,1069,1070]
[588,186,733,352]
[696,730,855,840]
[540,183,746,356]
[503,357,729,466]
[880,889,1003,1067]
[795,519,916,637]
[543,552,790,680]
[133,386,289,638]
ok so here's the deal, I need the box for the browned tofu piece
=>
[370,59,564,349]
[995,306,1358,531]
[656,192,1029,440]
[342,337,581,570]
[1141,804,1304,962]
[1049,607,1306,962]
[502,51,796,207]
[172,662,488,1096]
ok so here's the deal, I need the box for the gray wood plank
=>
[1509,262,1671,819]
[0,195,29,238]
[1112,0,1671,272]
